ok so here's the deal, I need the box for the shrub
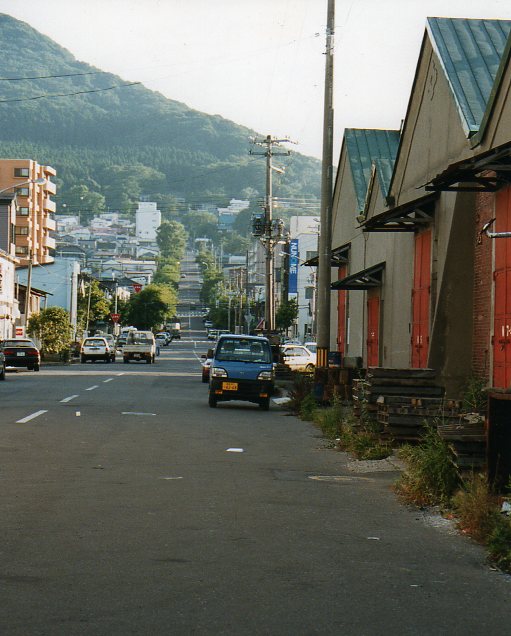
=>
[395,423,460,507]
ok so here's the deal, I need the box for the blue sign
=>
[288,239,299,294]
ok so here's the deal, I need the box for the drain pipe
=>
[481,218,511,238]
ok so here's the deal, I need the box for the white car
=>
[281,344,316,371]
[81,337,115,363]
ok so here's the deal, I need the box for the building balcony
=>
[44,236,56,250]
[44,198,56,213]
[45,180,57,195]
[45,216,56,232]
[43,165,57,177]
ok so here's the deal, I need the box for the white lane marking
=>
[226,448,244,453]
[121,412,156,416]
[60,395,79,403]
[76,411,81,417]
[159,476,183,480]
[86,385,99,391]
[16,410,48,424]
[103,378,114,383]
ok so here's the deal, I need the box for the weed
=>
[299,393,318,421]
[395,423,460,507]
[287,374,314,414]
[452,474,499,542]
[461,375,488,413]
[312,398,344,439]
[488,515,511,570]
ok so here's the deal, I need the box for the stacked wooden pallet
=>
[437,415,486,470]
[353,368,448,441]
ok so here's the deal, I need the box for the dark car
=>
[1,338,41,371]
[0,349,5,380]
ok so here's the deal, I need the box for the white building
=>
[0,251,19,339]
[136,202,161,242]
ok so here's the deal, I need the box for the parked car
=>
[0,339,41,371]
[200,353,212,382]
[0,349,6,380]
[204,320,213,329]
[281,344,316,372]
[80,337,115,363]
[304,342,317,354]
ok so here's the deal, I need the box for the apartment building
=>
[0,159,57,266]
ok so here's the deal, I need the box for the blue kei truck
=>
[208,334,274,410]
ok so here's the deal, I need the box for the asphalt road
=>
[1,326,511,635]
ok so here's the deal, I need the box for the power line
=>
[0,70,112,81]
[0,81,141,103]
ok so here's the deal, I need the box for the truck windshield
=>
[216,338,271,363]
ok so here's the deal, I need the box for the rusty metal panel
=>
[366,295,380,367]
[411,230,431,368]
[493,187,511,388]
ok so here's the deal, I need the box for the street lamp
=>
[0,177,46,196]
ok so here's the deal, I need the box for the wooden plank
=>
[368,367,436,379]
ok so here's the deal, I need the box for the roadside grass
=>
[292,383,392,460]
[290,378,511,573]
[396,426,511,573]
[395,423,460,507]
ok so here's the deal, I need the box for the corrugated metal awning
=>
[424,141,511,192]
[331,262,385,290]
[303,243,350,267]
[362,194,436,233]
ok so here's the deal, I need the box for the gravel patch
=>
[346,454,406,473]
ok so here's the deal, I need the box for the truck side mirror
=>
[207,349,214,358]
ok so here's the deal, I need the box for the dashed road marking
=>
[226,448,244,453]
[103,378,114,383]
[60,395,79,403]
[121,412,156,416]
[85,385,99,391]
[16,410,48,424]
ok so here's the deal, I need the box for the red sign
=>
[132,284,142,293]
[110,313,121,324]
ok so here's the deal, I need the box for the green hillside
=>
[0,14,321,217]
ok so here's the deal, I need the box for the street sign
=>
[110,313,121,323]
[132,283,142,293]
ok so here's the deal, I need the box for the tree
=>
[156,221,188,260]
[27,307,72,356]
[77,279,112,332]
[276,298,298,331]
[124,284,177,330]
[66,184,106,225]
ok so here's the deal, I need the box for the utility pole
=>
[24,248,33,327]
[316,0,335,369]
[250,135,292,335]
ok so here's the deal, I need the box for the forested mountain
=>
[0,14,321,217]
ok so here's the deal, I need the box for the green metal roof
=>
[344,129,400,211]
[427,17,511,135]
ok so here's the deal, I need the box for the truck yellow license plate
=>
[222,382,238,391]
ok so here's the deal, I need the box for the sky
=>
[0,0,510,160]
